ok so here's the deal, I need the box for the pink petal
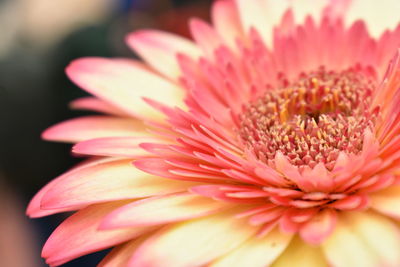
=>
[42,202,155,266]
[299,209,337,245]
[274,152,314,191]
[66,57,185,119]
[27,158,115,217]
[72,137,158,158]
[189,18,224,58]
[302,163,334,192]
[210,227,292,267]
[211,0,244,50]
[126,30,201,80]
[328,195,369,210]
[100,193,230,229]
[128,211,258,267]
[42,116,145,143]
[40,159,195,210]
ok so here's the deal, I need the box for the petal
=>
[26,175,76,218]
[211,0,244,50]
[210,227,292,267]
[370,185,400,219]
[70,97,129,117]
[40,159,196,210]
[128,210,258,267]
[345,0,400,38]
[27,158,115,218]
[98,235,148,267]
[72,137,157,158]
[66,57,185,119]
[126,30,201,80]
[299,209,337,245]
[189,18,223,58]
[234,0,272,45]
[322,211,400,267]
[42,202,154,266]
[100,193,230,229]
[42,116,145,143]
[272,236,328,267]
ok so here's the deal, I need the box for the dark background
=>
[0,0,211,266]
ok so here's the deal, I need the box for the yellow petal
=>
[272,236,328,267]
[322,211,400,267]
[210,227,293,267]
[370,185,400,219]
[129,210,258,267]
[66,57,185,120]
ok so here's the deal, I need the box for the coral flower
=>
[28,0,400,266]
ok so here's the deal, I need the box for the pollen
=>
[239,66,378,170]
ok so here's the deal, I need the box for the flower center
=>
[239,67,377,170]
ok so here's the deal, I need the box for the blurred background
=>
[0,0,211,266]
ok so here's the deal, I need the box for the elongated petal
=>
[272,236,328,267]
[211,0,244,50]
[100,193,230,229]
[42,116,145,143]
[42,202,154,266]
[300,209,337,245]
[370,186,400,219]
[26,175,79,218]
[70,97,129,116]
[66,57,185,119]
[40,159,196,210]
[189,18,223,58]
[322,212,400,267]
[27,158,116,217]
[210,228,292,267]
[126,30,201,80]
[72,137,158,158]
[98,235,149,267]
[129,211,258,267]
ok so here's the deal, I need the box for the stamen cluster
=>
[239,67,377,170]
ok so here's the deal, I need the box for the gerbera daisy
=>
[28,0,400,266]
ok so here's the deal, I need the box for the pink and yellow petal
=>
[126,30,201,80]
[40,159,197,210]
[211,0,244,50]
[42,202,155,266]
[70,97,129,117]
[42,116,145,143]
[100,193,231,229]
[210,227,292,267]
[72,137,158,158]
[322,211,400,267]
[128,211,258,267]
[370,185,400,219]
[98,235,149,267]
[66,57,185,120]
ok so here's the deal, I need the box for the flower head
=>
[28,0,400,266]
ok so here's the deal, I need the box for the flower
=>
[28,0,400,266]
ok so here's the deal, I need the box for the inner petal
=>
[239,66,378,170]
